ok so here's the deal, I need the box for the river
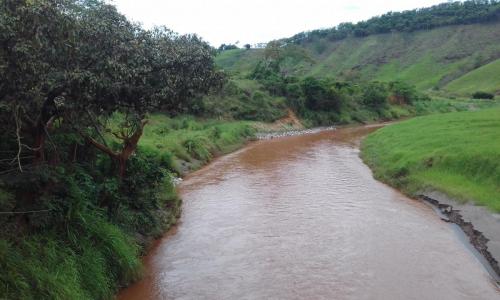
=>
[119,125,499,299]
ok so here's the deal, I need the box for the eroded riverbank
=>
[119,125,500,300]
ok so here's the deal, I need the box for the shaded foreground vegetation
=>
[0,114,254,299]
[362,107,500,212]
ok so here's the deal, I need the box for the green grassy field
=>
[361,107,500,212]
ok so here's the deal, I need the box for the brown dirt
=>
[253,109,304,132]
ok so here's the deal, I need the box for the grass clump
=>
[140,114,256,174]
[361,107,500,211]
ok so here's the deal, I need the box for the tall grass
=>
[0,215,140,299]
[140,114,256,174]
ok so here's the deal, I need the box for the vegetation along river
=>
[119,125,500,300]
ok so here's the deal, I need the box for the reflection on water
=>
[119,125,499,300]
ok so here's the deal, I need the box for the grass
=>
[376,55,465,90]
[0,215,141,300]
[445,58,500,95]
[139,114,256,174]
[361,107,500,212]
[215,49,265,77]
[203,79,288,122]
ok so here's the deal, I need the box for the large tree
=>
[0,0,223,177]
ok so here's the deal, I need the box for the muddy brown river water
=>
[119,125,500,300]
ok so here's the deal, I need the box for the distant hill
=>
[216,1,500,96]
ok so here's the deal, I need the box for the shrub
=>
[302,77,343,112]
[363,82,389,110]
[472,91,494,100]
[388,81,419,105]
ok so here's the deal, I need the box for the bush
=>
[302,77,343,112]
[363,82,389,110]
[388,81,418,105]
[472,91,494,99]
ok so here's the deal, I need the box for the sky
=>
[109,0,447,47]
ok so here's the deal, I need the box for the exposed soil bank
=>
[421,191,500,280]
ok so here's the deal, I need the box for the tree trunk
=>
[32,87,64,164]
[33,128,46,164]
[85,119,148,178]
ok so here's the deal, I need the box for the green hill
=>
[216,22,500,95]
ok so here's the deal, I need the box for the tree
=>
[217,43,238,52]
[0,0,223,177]
[388,81,418,105]
[302,77,343,112]
[244,43,251,50]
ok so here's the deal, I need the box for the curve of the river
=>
[119,125,499,300]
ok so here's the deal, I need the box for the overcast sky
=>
[109,0,446,47]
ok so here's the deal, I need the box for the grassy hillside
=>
[216,22,500,94]
[444,58,500,95]
[362,107,500,212]
[216,49,264,78]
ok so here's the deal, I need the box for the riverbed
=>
[119,125,500,299]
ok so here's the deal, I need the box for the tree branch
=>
[84,134,118,158]
[13,105,23,172]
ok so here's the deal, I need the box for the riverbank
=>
[361,107,500,277]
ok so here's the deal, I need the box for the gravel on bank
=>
[256,126,336,140]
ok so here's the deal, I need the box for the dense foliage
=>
[249,44,430,125]
[0,0,222,176]
[285,0,500,44]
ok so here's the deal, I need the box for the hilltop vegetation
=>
[362,107,500,212]
[286,0,500,43]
